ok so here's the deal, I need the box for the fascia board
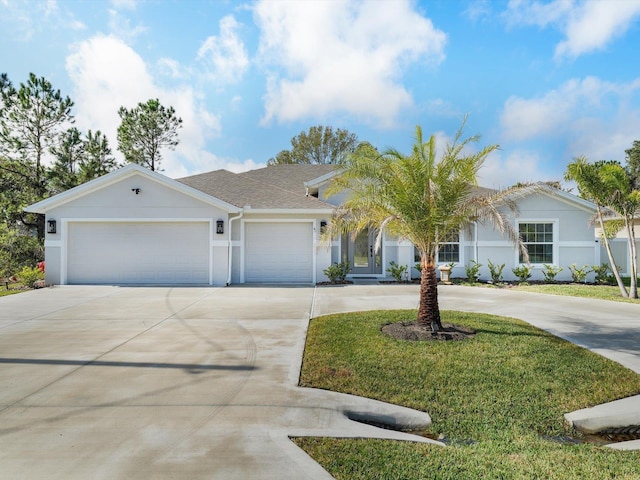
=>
[242,208,335,215]
[304,170,339,188]
[545,188,597,213]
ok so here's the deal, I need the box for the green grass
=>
[0,283,27,297]
[512,283,640,303]
[295,310,640,479]
[450,277,640,304]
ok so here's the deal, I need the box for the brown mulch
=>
[381,321,476,342]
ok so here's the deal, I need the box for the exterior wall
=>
[473,194,596,282]
[597,219,640,277]
[407,192,597,283]
[318,183,349,206]
[599,238,639,277]
[43,172,231,286]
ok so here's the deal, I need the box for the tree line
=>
[0,72,182,277]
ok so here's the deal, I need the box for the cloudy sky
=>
[2,0,640,187]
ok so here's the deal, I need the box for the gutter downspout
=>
[474,221,479,264]
[226,211,243,286]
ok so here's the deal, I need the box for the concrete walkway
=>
[0,284,639,478]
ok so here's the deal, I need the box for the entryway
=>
[345,227,382,275]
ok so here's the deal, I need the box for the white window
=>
[519,222,553,264]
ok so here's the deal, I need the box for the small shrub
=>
[323,261,352,284]
[17,266,44,289]
[512,264,532,283]
[464,260,482,283]
[542,264,562,283]
[487,259,505,284]
[414,262,422,272]
[592,263,613,285]
[569,263,591,283]
[386,261,408,282]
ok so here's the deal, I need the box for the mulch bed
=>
[381,321,476,342]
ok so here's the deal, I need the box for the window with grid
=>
[519,223,553,263]
[438,232,460,263]
[413,232,460,264]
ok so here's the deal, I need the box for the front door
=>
[348,228,382,275]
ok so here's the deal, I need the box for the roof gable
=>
[26,164,241,214]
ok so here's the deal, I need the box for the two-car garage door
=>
[244,222,313,283]
[66,222,210,285]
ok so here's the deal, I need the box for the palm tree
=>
[326,120,529,331]
[597,162,639,298]
[565,157,631,298]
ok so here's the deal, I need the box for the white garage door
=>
[245,222,313,283]
[67,222,210,285]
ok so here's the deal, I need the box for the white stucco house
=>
[26,163,600,286]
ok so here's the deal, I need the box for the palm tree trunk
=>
[596,206,628,297]
[417,256,442,332]
[626,219,638,299]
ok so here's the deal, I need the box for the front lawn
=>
[296,310,640,479]
[512,282,640,303]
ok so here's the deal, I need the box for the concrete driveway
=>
[0,285,437,480]
[1,284,639,479]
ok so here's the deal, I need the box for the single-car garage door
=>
[67,222,210,285]
[244,222,313,283]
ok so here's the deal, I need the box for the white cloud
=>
[197,15,249,84]
[0,0,85,40]
[157,58,189,79]
[504,0,640,59]
[479,149,545,188]
[556,0,640,58]
[499,76,640,178]
[504,0,574,28]
[253,0,446,127]
[464,0,493,22]
[500,76,640,141]
[65,34,231,178]
[108,9,147,41]
[110,0,137,9]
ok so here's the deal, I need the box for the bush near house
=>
[386,261,408,282]
[542,264,562,283]
[464,260,482,283]
[512,264,532,283]
[16,266,44,289]
[487,259,505,284]
[569,263,591,283]
[323,262,352,284]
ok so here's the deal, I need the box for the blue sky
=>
[2,0,640,187]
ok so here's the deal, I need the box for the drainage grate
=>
[595,425,640,443]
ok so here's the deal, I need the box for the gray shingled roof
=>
[176,165,336,210]
[239,164,337,195]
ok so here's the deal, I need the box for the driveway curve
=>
[0,284,638,479]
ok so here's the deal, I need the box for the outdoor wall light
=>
[216,219,224,234]
[47,219,56,234]
[320,220,328,233]
[131,188,141,194]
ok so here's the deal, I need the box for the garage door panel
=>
[67,222,210,285]
[245,223,313,283]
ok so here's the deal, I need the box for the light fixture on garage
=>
[46,219,56,234]
[216,219,224,234]
[131,188,141,194]
[320,220,327,233]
